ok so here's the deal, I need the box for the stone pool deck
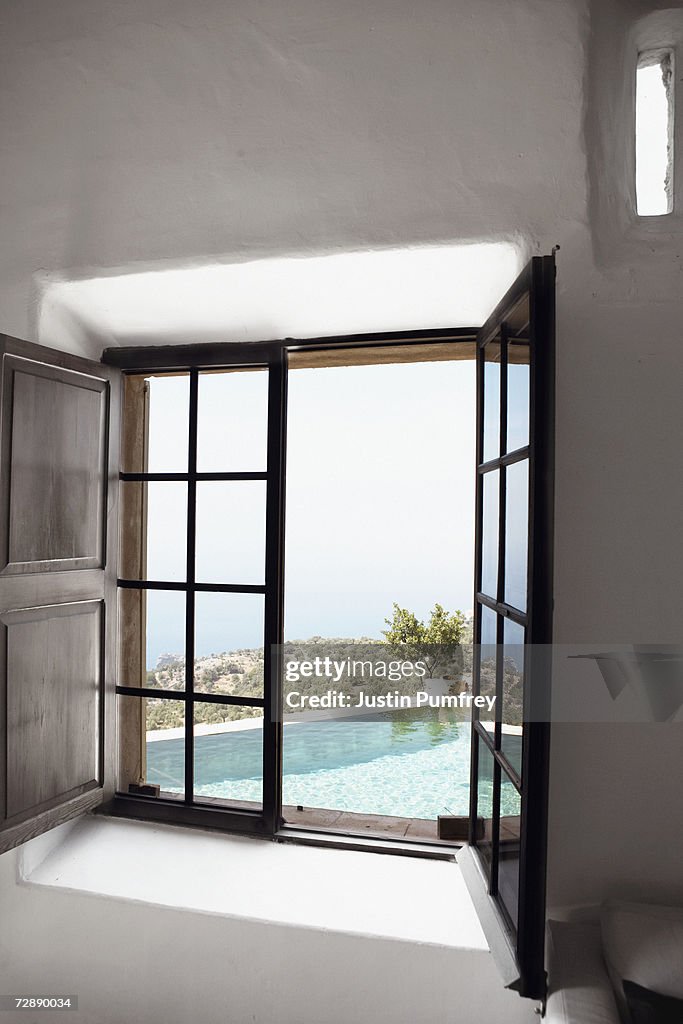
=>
[281,804,455,844]
[196,796,457,844]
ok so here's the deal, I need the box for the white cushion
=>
[546,919,620,1024]
[600,898,683,1016]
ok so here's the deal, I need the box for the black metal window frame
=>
[104,328,478,846]
[468,255,555,999]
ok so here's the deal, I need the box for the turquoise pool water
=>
[147,711,519,819]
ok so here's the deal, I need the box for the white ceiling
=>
[37,242,522,358]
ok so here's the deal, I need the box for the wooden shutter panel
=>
[0,335,120,854]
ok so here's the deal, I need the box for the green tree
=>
[382,602,466,678]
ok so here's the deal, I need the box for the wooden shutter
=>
[0,335,119,854]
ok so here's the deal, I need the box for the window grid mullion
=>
[116,685,264,708]
[494,326,508,753]
[120,471,268,482]
[184,368,199,803]
[117,579,266,594]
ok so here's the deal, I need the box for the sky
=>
[636,57,672,216]
[143,360,476,667]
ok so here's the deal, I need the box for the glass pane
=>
[507,338,530,453]
[145,698,186,796]
[482,339,501,463]
[475,739,496,875]
[506,293,530,338]
[194,712,263,809]
[194,592,264,694]
[481,469,499,598]
[498,775,521,930]
[195,481,266,585]
[196,369,269,473]
[504,459,528,611]
[118,694,185,794]
[119,589,185,690]
[478,605,498,733]
[119,481,187,582]
[195,646,264,699]
[147,375,190,473]
[502,618,524,777]
[144,590,186,688]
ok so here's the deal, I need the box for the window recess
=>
[0,255,555,1005]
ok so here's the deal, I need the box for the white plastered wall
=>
[546,0,683,909]
[0,0,585,343]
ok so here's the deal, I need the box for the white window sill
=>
[19,815,488,951]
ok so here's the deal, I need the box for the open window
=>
[108,335,479,841]
[114,351,286,836]
[0,253,554,1001]
[460,254,555,1000]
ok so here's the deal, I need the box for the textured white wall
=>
[0,0,585,340]
[546,0,683,909]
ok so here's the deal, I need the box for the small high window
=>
[636,49,674,216]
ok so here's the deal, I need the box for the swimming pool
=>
[146,711,520,819]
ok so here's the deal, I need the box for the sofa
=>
[545,900,683,1023]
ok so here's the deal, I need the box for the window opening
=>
[636,49,674,216]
